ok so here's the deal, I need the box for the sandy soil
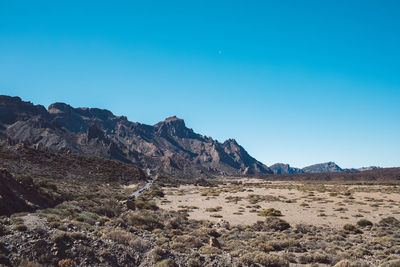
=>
[156,181,400,228]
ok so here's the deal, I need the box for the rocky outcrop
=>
[0,95,272,177]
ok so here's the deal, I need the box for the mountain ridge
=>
[269,161,381,175]
[0,95,271,177]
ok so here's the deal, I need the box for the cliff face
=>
[0,95,271,177]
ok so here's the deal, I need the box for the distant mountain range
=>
[0,95,270,177]
[269,161,380,175]
[0,95,380,178]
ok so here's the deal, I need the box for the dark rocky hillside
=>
[0,168,58,216]
[0,143,146,183]
[0,95,271,177]
[0,142,147,216]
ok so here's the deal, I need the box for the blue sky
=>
[1,0,399,168]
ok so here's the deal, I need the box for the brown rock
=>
[209,237,221,249]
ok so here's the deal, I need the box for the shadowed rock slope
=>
[0,143,147,216]
[0,168,56,216]
[0,95,271,177]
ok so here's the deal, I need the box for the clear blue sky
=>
[1,1,399,168]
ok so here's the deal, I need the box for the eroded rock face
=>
[0,95,272,177]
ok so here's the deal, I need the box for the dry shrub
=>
[199,246,222,255]
[357,219,373,227]
[239,252,289,267]
[152,246,169,262]
[17,259,43,267]
[128,214,164,231]
[155,258,176,267]
[252,217,290,231]
[58,259,77,267]
[334,260,370,267]
[187,256,202,267]
[129,237,151,252]
[379,217,400,227]
[170,241,186,252]
[205,206,222,212]
[105,230,134,245]
[165,217,183,229]
[52,232,71,245]
[266,239,301,252]
[135,200,159,210]
[343,224,362,233]
[257,208,282,217]
[381,259,400,267]
[69,232,87,240]
[95,199,120,217]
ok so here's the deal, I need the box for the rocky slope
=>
[0,95,271,177]
[0,143,147,216]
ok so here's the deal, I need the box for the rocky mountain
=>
[269,161,346,174]
[302,161,343,173]
[269,163,304,174]
[0,95,271,177]
[270,161,383,175]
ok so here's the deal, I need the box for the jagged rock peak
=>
[155,116,185,127]
[0,95,22,103]
[164,116,183,123]
[0,95,48,124]
[48,102,74,113]
[48,102,115,119]
[224,138,238,145]
[0,95,46,112]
